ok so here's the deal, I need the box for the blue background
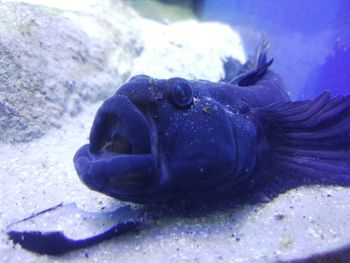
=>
[199,0,350,99]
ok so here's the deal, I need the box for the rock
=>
[132,19,245,81]
[0,1,141,143]
[0,0,245,143]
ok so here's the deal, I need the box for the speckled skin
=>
[74,42,350,204]
[74,69,289,202]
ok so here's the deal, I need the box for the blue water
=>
[199,0,350,99]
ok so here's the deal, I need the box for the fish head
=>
[74,75,237,203]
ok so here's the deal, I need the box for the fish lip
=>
[75,94,161,197]
[74,137,166,203]
[74,144,159,196]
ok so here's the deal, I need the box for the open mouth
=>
[74,95,158,198]
[101,134,133,155]
[89,95,151,155]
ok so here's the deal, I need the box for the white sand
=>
[1,101,350,262]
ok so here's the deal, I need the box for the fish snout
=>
[74,92,161,198]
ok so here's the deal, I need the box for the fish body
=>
[74,38,350,204]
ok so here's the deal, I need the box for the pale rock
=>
[0,0,245,143]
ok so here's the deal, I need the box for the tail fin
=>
[257,92,350,197]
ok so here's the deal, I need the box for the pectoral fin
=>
[257,92,350,199]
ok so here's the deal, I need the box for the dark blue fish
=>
[74,37,350,204]
[8,37,350,255]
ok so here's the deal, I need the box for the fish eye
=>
[170,81,193,108]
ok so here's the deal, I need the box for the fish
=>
[74,36,350,204]
[8,37,350,255]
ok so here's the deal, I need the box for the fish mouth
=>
[74,95,159,199]
[99,135,132,155]
[89,95,151,155]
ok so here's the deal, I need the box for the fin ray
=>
[257,91,350,196]
[274,147,350,161]
[230,34,273,86]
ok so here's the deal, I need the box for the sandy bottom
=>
[1,102,350,263]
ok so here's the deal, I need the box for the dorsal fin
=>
[229,34,273,86]
[220,57,243,83]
